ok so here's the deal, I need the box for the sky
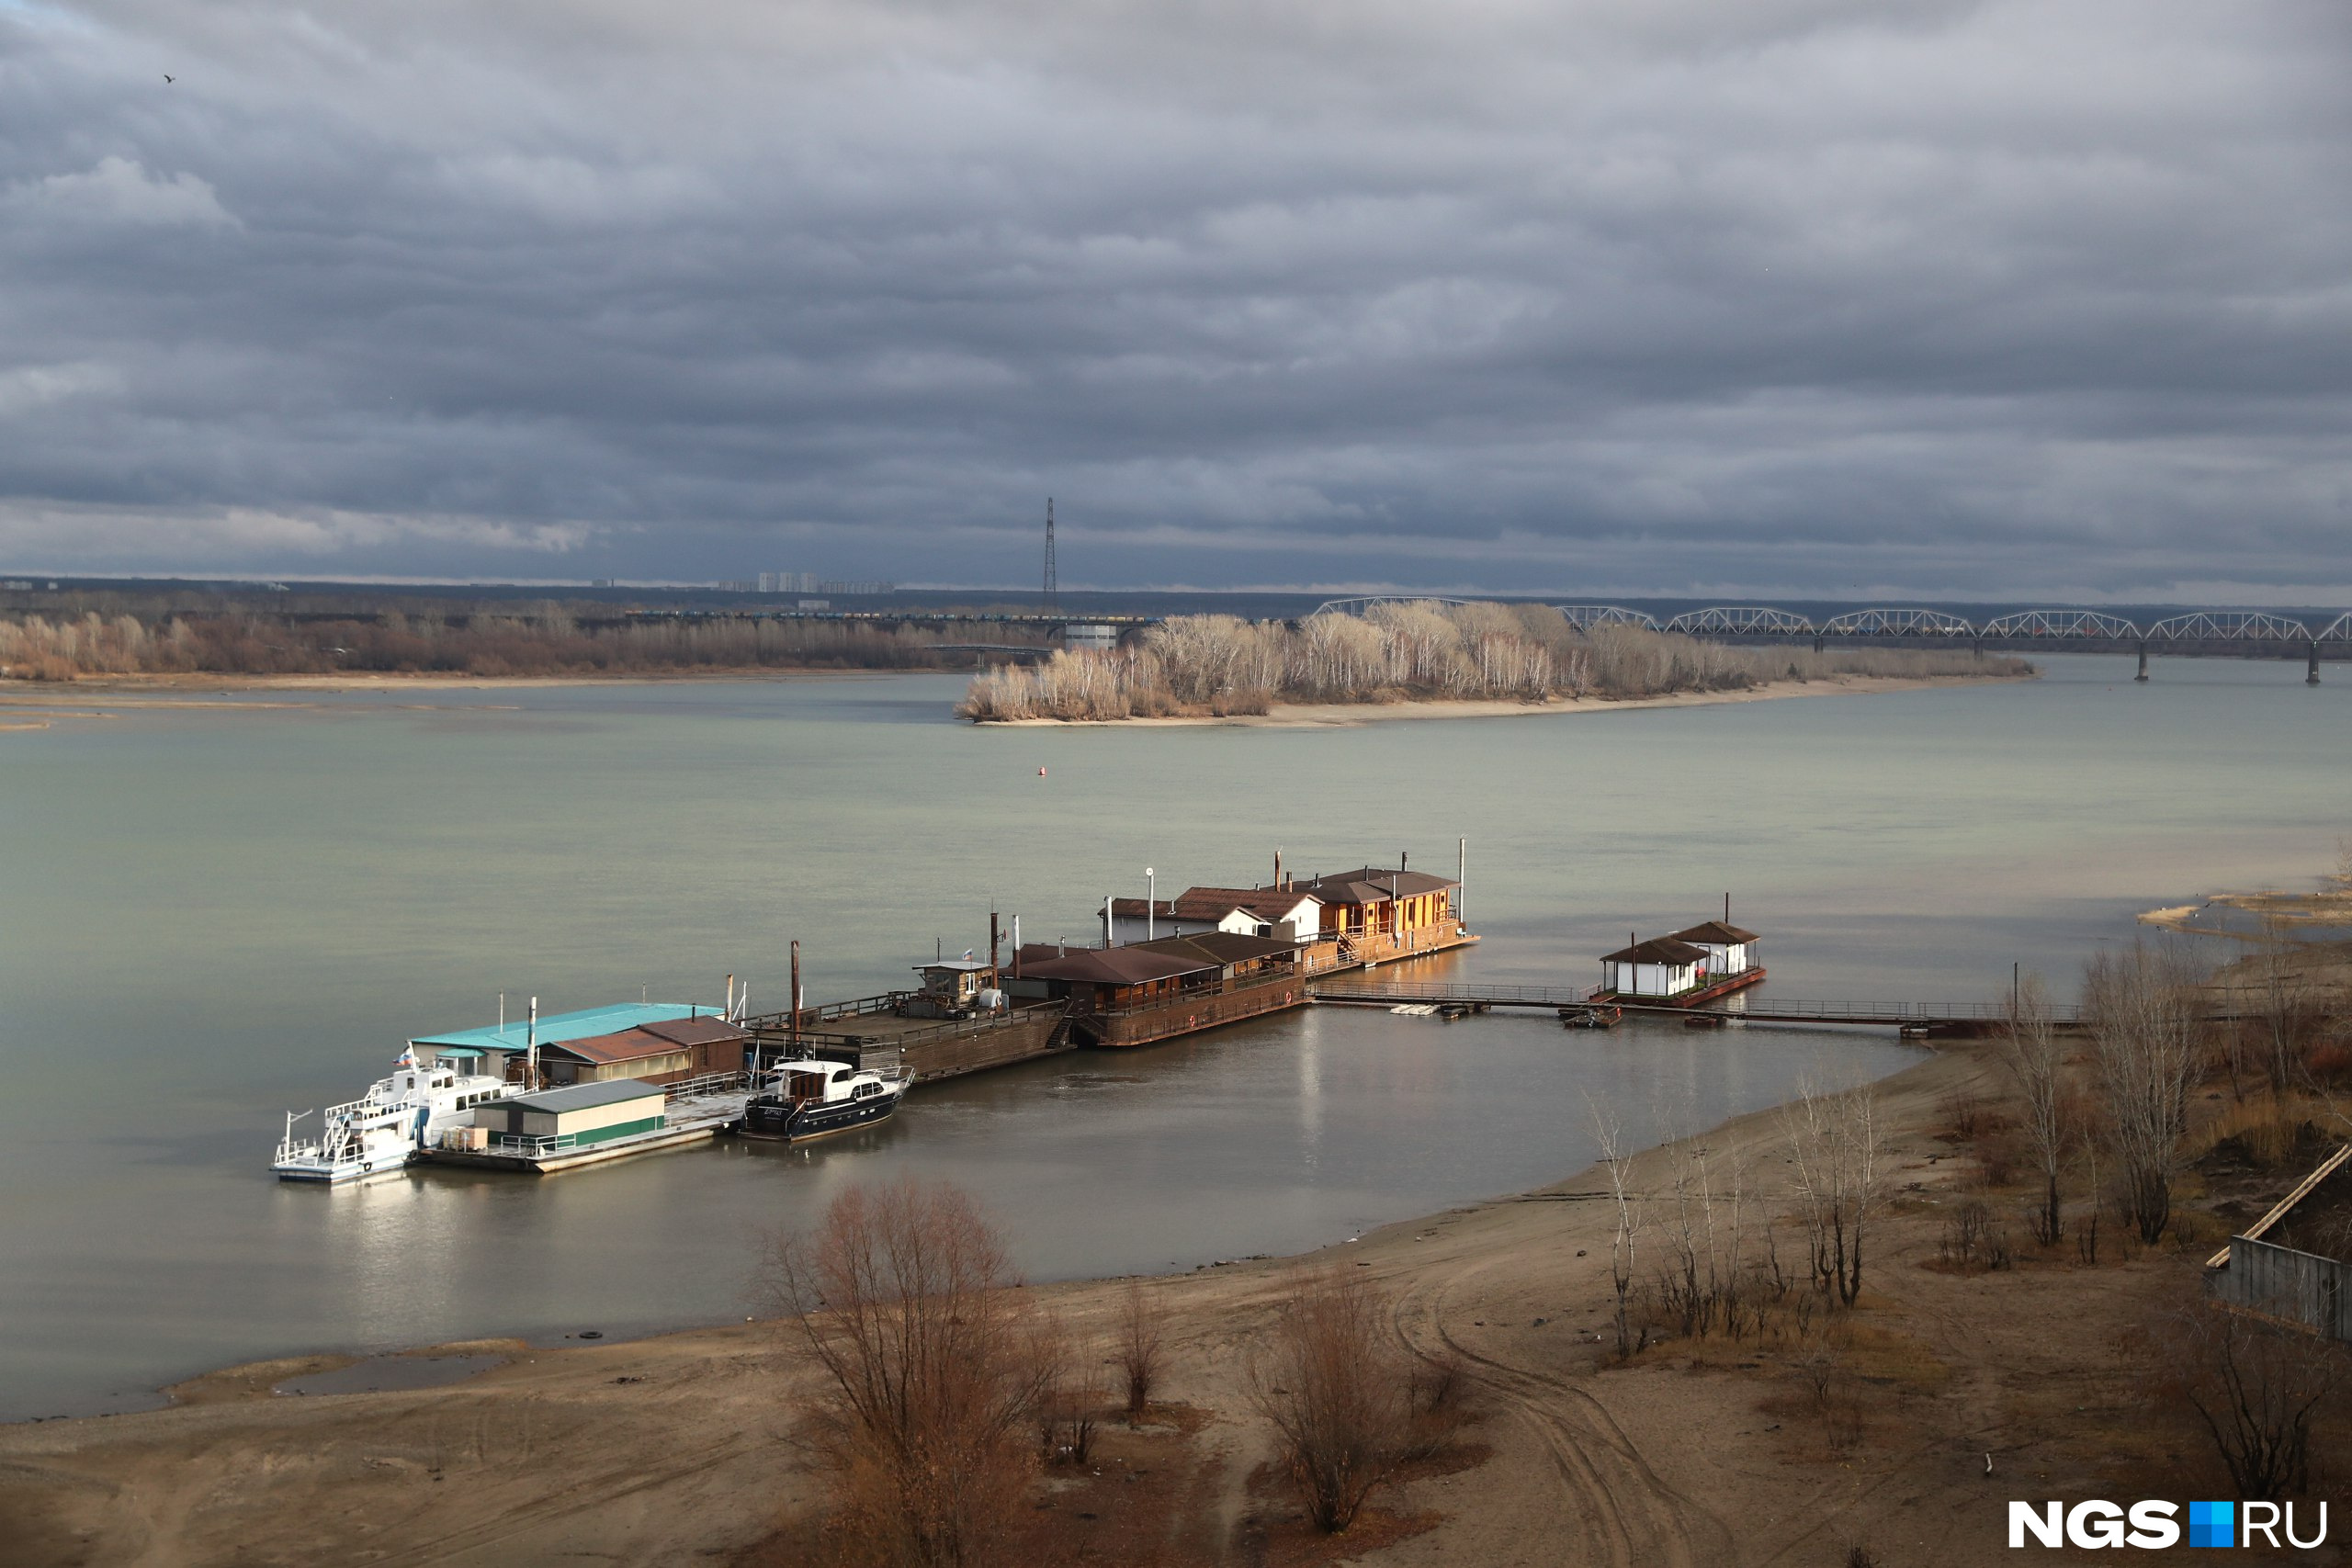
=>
[2,0,2349,600]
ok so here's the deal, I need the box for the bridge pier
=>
[1811,635,1823,654]
[2310,642,2323,685]
[2135,642,2150,682]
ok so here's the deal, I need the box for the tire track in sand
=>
[1386,1258,1735,1568]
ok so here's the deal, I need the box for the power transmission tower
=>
[1042,498,1057,613]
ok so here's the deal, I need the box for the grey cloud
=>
[1,0,2348,596]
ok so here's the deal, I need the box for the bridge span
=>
[1556,604,2352,682]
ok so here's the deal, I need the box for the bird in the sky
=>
[164,73,174,83]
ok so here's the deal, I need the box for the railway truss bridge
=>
[1556,604,2352,682]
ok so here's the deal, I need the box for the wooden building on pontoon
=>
[410,1001,742,1088]
[1105,886,1326,946]
[1288,867,1464,956]
[1671,920,1759,981]
[533,1013,751,1088]
[1007,931,1307,1044]
[1597,936,1709,998]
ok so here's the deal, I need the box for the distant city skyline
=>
[4,2,2347,600]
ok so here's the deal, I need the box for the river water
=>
[1,654,2344,1420]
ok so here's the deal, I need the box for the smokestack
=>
[989,911,1000,987]
[1724,891,1731,924]
[1103,893,1113,948]
[1274,846,1283,890]
[790,940,801,1054]
[1012,916,1022,978]
[526,996,539,1090]
[1457,837,1465,924]
[726,974,735,1020]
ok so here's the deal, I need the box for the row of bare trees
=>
[1593,1080,1883,1362]
[1993,937,2318,1253]
[0,606,1033,681]
[960,603,2027,720]
[1987,938,2352,1499]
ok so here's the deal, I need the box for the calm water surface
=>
[1,654,2345,1418]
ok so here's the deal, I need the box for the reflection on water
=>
[1,654,2346,1418]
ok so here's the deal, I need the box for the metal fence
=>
[2211,1235,2351,1342]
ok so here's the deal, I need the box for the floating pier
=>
[1307,980,2083,1036]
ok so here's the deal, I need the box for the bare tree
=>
[1782,1083,1883,1308]
[761,1178,1057,1568]
[1590,1100,1645,1359]
[2165,1299,2346,1497]
[1995,973,2069,1247]
[1115,1279,1167,1418]
[2252,914,2318,1096]
[1247,1267,1419,1534]
[2086,941,2209,1245]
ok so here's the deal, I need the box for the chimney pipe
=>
[526,996,539,1090]
[789,940,801,1055]
[1012,916,1022,979]
[989,911,1000,988]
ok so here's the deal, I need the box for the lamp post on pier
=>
[1146,868,1156,942]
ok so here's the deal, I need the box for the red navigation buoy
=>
[1038,765,1047,776]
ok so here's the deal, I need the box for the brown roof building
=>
[536,1015,751,1088]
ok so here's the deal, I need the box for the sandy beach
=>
[0,1027,2245,1568]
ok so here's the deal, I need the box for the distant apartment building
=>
[748,572,890,596]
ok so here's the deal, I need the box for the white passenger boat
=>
[737,1057,910,1143]
[272,1047,515,1184]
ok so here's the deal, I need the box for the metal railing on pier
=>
[1308,979,2084,1028]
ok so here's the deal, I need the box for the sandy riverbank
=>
[985,670,2035,728]
[0,1021,2251,1568]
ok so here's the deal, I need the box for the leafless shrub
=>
[1936,1198,2013,1272]
[1247,1267,1423,1534]
[1939,1089,1987,1142]
[759,1177,1057,1568]
[1038,1358,1102,1468]
[1116,1280,1167,1418]
[2160,1299,2347,1497]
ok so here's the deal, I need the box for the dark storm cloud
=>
[2,0,2348,596]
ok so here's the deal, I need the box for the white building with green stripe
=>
[475,1079,666,1150]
